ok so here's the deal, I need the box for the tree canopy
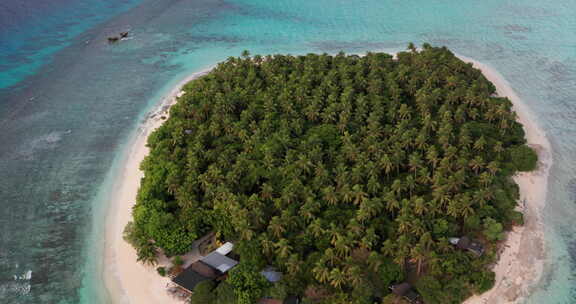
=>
[126,45,537,303]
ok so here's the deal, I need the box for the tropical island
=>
[122,45,539,304]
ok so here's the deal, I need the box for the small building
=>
[171,241,240,294]
[258,295,299,304]
[202,252,239,273]
[261,267,283,283]
[390,283,423,304]
[216,242,234,255]
[449,236,484,256]
[172,261,222,292]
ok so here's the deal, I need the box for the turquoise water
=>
[0,0,142,90]
[0,0,575,302]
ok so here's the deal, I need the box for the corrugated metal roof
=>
[261,267,283,282]
[201,252,238,273]
[215,242,234,255]
[172,263,215,292]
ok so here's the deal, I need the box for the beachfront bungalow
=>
[389,283,423,304]
[449,236,484,256]
[172,261,222,292]
[171,242,239,293]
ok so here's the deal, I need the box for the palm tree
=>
[447,200,460,218]
[469,156,484,174]
[385,192,400,213]
[473,136,487,151]
[459,196,474,218]
[239,226,255,240]
[406,175,416,198]
[299,200,318,221]
[479,172,493,187]
[493,141,504,156]
[339,184,354,203]
[380,154,393,176]
[351,184,368,205]
[329,268,347,289]
[419,232,434,251]
[392,149,405,175]
[391,179,405,196]
[396,215,412,234]
[422,112,437,132]
[410,219,426,236]
[475,188,494,206]
[393,235,410,268]
[313,262,330,283]
[381,239,396,257]
[415,133,429,150]
[417,167,431,184]
[436,237,452,253]
[334,236,352,257]
[345,265,364,289]
[469,107,480,120]
[324,247,338,266]
[367,176,380,195]
[261,183,274,200]
[260,235,275,255]
[274,238,293,259]
[367,251,383,271]
[268,216,286,238]
[309,218,325,238]
[445,146,458,161]
[399,104,412,120]
[286,254,302,275]
[323,186,339,205]
[487,161,500,176]
[426,148,439,172]
[414,197,427,216]
[408,153,423,178]
[137,242,158,266]
[360,228,379,250]
[411,243,427,276]
[459,133,472,149]
[347,218,364,237]
[367,198,384,218]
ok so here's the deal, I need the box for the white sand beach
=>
[461,57,552,304]
[103,69,211,304]
[103,56,551,304]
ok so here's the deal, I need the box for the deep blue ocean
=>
[0,0,575,303]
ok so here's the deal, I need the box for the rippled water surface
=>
[0,0,575,303]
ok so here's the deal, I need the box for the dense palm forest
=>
[125,44,538,304]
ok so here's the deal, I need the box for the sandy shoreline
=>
[460,57,552,304]
[103,55,551,304]
[103,68,212,304]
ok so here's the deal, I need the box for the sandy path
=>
[461,57,552,304]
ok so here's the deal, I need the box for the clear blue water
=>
[0,0,575,303]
